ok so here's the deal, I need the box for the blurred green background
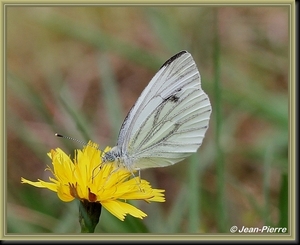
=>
[6,6,289,234]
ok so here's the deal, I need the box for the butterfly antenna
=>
[55,133,98,149]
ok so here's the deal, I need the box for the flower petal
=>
[21,177,57,192]
[102,200,147,221]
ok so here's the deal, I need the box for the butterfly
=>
[102,50,212,172]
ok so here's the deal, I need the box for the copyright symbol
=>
[230,226,238,233]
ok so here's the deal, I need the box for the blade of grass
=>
[166,186,188,232]
[221,67,288,131]
[278,172,288,229]
[97,54,124,142]
[187,154,201,232]
[7,112,49,162]
[57,87,92,142]
[143,202,165,233]
[7,203,59,232]
[263,144,273,226]
[7,72,54,124]
[32,13,165,71]
[145,8,182,53]
[228,173,267,221]
[213,9,227,233]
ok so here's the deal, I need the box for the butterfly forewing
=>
[117,51,192,146]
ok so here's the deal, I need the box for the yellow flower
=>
[21,141,165,221]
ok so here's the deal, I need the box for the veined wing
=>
[117,51,211,169]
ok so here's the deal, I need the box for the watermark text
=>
[230,225,287,233]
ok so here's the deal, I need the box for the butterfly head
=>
[102,146,120,163]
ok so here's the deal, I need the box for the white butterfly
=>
[102,50,212,171]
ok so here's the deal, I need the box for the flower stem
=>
[79,200,102,233]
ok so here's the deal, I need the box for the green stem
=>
[79,200,102,233]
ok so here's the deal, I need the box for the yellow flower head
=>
[21,141,165,221]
